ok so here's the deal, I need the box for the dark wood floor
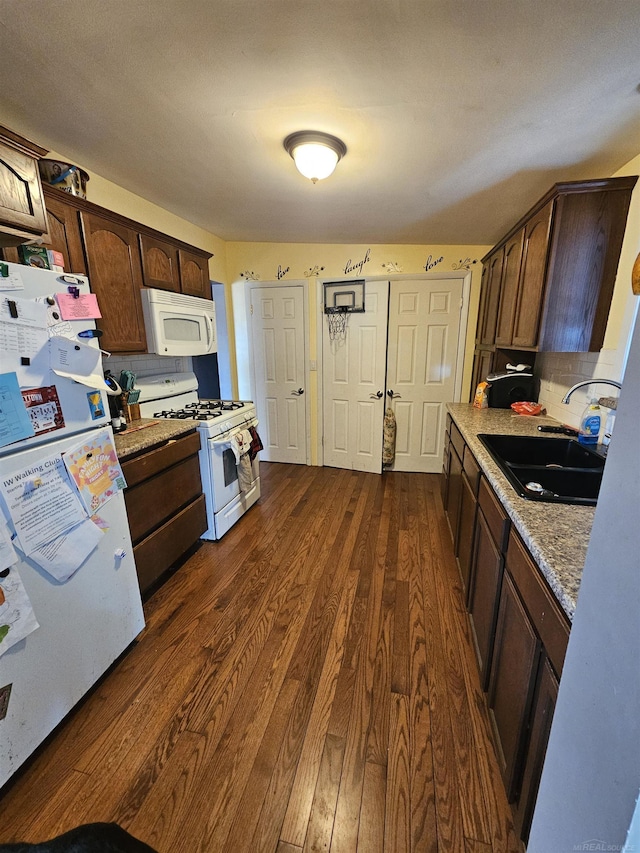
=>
[0,463,521,853]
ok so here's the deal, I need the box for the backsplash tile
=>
[535,350,621,427]
[106,354,192,380]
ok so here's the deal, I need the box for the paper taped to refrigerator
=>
[0,294,48,328]
[0,266,24,291]
[0,565,39,658]
[30,517,103,583]
[63,428,126,514]
[0,453,87,555]
[55,292,102,321]
[0,373,35,448]
[0,296,50,386]
[21,386,65,437]
[0,517,18,573]
[49,335,108,390]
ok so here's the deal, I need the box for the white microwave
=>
[141,288,217,356]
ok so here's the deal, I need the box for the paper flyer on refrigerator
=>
[49,335,108,391]
[0,372,35,448]
[21,385,65,437]
[0,454,87,555]
[63,427,126,514]
[30,517,104,583]
[0,565,39,658]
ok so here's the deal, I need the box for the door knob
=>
[291,388,304,395]
[387,390,401,399]
[369,391,383,399]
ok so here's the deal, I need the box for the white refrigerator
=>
[0,262,144,790]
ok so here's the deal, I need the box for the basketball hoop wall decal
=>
[323,280,365,342]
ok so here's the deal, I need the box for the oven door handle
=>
[209,418,259,445]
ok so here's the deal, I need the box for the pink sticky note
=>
[55,292,102,321]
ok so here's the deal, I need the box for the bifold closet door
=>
[386,278,464,473]
[322,280,389,473]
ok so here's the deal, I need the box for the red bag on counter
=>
[510,401,543,416]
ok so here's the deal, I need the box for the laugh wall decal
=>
[344,248,371,276]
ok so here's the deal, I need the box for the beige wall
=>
[226,240,489,387]
[226,242,489,463]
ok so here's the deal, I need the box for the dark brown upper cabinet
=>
[40,190,87,274]
[80,210,147,353]
[494,228,526,346]
[139,233,181,292]
[3,177,213,352]
[0,125,49,245]
[481,176,637,352]
[178,249,210,299]
[478,249,504,346]
[2,189,87,275]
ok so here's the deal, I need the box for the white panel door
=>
[386,277,463,472]
[251,285,307,464]
[322,280,389,473]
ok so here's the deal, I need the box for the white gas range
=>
[136,372,260,540]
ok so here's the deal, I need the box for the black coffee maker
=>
[486,365,537,408]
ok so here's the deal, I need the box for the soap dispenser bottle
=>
[602,408,616,447]
[578,398,601,445]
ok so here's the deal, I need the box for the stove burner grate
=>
[152,399,247,421]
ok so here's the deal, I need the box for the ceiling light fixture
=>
[284,131,347,183]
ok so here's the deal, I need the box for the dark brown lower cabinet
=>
[488,571,542,802]
[443,417,571,846]
[468,507,504,689]
[456,471,477,595]
[468,478,511,692]
[121,430,207,594]
[512,655,558,844]
[441,431,450,505]
[445,442,463,546]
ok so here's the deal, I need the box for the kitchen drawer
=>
[478,476,510,552]
[450,419,465,461]
[505,529,570,677]
[125,454,202,544]
[133,495,207,593]
[463,445,481,494]
[121,430,201,487]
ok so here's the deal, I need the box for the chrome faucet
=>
[562,378,621,404]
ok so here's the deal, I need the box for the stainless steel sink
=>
[478,434,605,505]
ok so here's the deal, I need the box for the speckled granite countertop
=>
[447,404,598,621]
[114,419,199,461]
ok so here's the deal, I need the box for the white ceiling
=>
[2,1,640,246]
